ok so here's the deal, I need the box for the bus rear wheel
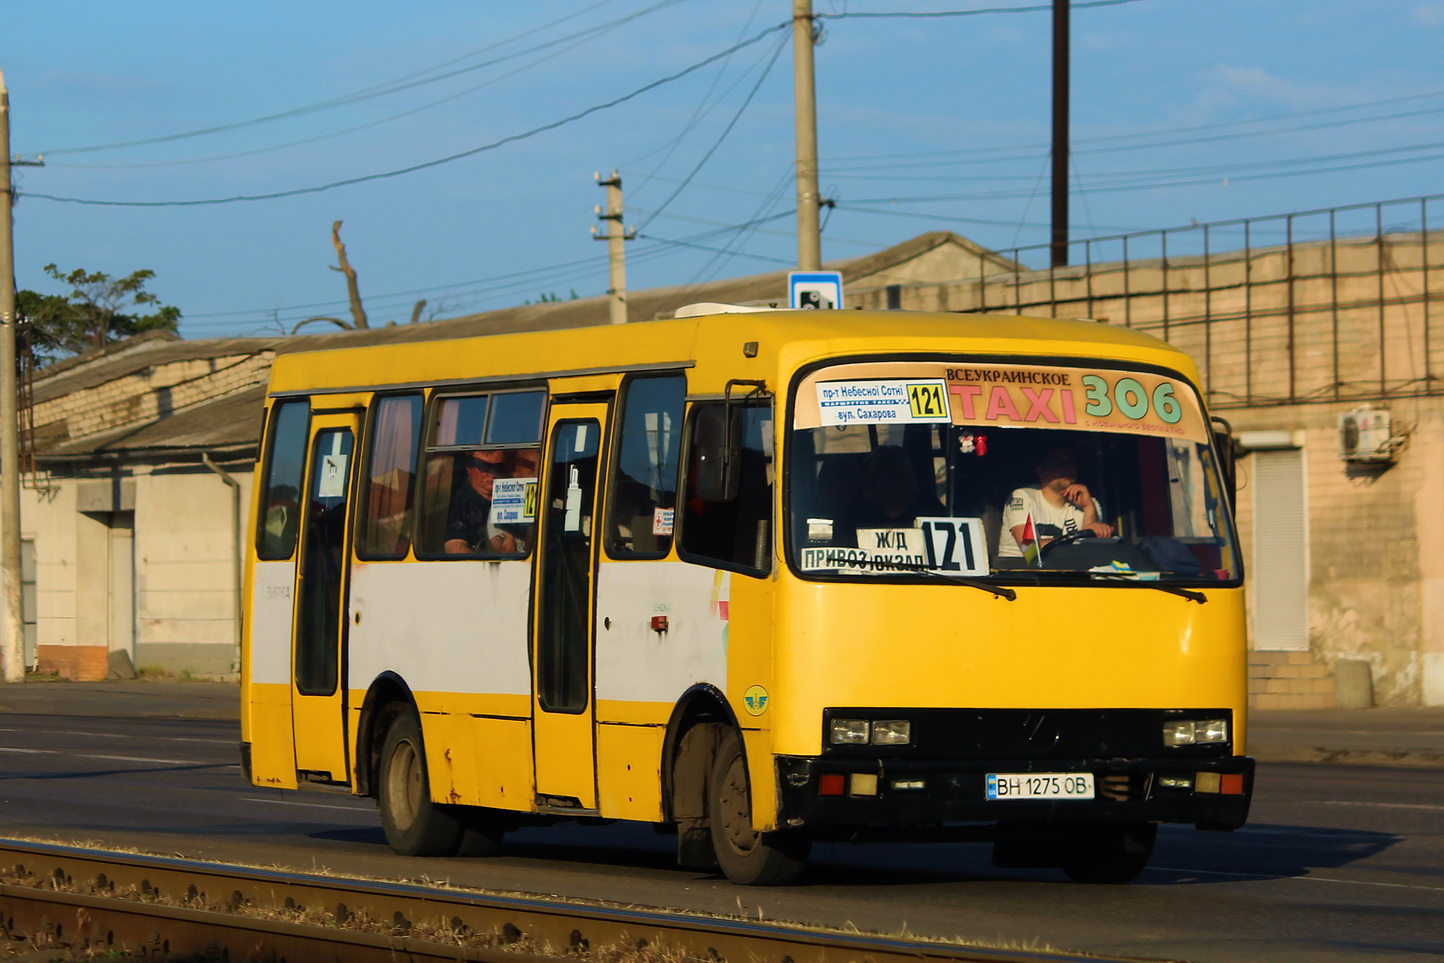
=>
[377,705,464,857]
[1059,821,1156,884]
[708,729,809,885]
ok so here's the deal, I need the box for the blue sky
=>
[3,0,1442,339]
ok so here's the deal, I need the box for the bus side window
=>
[607,374,685,557]
[416,390,546,557]
[680,402,773,574]
[257,400,310,560]
[358,394,423,558]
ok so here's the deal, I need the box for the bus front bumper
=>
[773,754,1254,833]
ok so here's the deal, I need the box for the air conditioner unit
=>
[1338,406,1396,463]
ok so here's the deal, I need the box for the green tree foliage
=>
[17,264,181,362]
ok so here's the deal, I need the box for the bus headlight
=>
[830,719,871,744]
[1163,719,1229,746]
[870,720,912,745]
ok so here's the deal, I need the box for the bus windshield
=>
[789,360,1239,583]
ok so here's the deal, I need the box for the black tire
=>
[708,729,809,885]
[1059,821,1156,884]
[377,705,464,857]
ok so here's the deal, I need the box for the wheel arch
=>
[354,671,416,798]
[660,683,743,826]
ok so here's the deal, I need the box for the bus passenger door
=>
[291,412,360,783]
[532,403,609,810]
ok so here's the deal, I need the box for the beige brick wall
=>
[33,353,272,444]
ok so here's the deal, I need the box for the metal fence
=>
[873,195,1444,410]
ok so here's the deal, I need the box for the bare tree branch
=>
[329,220,369,330]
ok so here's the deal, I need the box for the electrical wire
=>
[51,3,691,170]
[21,21,790,208]
[824,91,1444,166]
[622,0,771,182]
[178,209,801,329]
[40,0,684,157]
[635,31,788,231]
[837,148,1444,205]
[815,0,1152,19]
[824,135,1444,185]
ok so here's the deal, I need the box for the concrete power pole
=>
[1050,0,1070,268]
[792,0,822,271]
[592,171,634,325]
[0,70,25,682]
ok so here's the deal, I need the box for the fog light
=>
[1158,774,1193,790]
[871,720,911,745]
[849,773,878,795]
[891,778,925,790]
[830,719,870,744]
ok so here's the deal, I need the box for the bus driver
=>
[998,445,1114,559]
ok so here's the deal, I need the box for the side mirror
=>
[1210,415,1238,513]
[692,405,742,503]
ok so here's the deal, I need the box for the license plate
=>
[986,772,1095,800]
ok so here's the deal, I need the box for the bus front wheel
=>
[377,705,464,857]
[707,729,809,885]
[1059,821,1156,884]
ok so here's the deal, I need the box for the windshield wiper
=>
[867,560,1017,601]
[1087,573,1208,603]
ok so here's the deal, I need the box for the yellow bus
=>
[240,306,1252,885]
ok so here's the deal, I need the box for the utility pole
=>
[1050,0,1070,268]
[0,70,25,682]
[592,171,634,325]
[792,0,822,271]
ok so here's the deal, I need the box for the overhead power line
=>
[636,32,789,231]
[824,88,1444,166]
[41,0,685,157]
[51,7,680,171]
[815,0,1152,19]
[22,21,790,208]
[179,209,800,328]
[840,148,1444,205]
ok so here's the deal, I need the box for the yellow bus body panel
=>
[596,722,667,822]
[247,681,299,789]
[402,690,535,810]
[770,581,1247,759]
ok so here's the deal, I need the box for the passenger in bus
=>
[443,448,507,554]
[851,444,945,531]
[804,456,864,546]
[997,445,1114,559]
[489,447,540,554]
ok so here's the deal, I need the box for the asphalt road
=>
[0,713,1440,962]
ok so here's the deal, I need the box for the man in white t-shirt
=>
[997,445,1114,559]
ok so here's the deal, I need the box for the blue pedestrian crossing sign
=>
[788,271,843,310]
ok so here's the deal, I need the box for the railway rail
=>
[0,839,1143,962]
